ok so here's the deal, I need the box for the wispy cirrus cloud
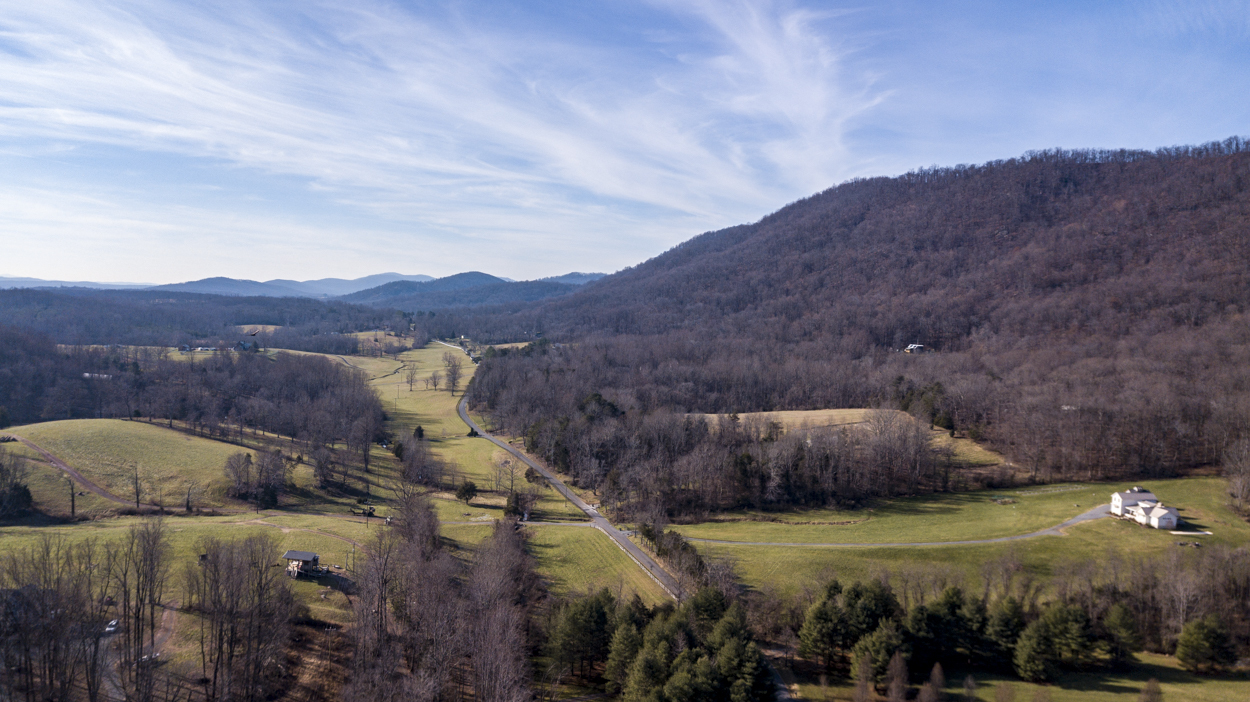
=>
[0,0,880,281]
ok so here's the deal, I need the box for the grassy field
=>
[525,525,670,605]
[7,419,249,508]
[366,343,588,523]
[0,512,358,624]
[683,478,1250,597]
[670,479,1231,545]
[789,652,1248,701]
[693,408,1003,467]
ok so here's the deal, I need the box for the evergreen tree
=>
[987,597,1026,660]
[605,623,642,695]
[1013,620,1053,682]
[1102,603,1141,665]
[852,621,906,684]
[1175,616,1236,674]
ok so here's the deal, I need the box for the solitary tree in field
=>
[442,352,463,395]
[456,480,478,505]
[405,366,418,391]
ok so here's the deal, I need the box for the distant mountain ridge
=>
[150,272,435,297]
[341,271,585,310]
[0,276,151,290]
[4,270,605,306]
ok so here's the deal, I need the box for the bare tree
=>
[406,366,419,391]
[224,452,254,499]
[443,352,464,395]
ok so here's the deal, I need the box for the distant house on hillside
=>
[1111,486,1180,530]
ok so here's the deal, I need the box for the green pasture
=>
[7,419,248,508]
[686,478,1249,597]
[371,344,587,523]
[790,652,1247,702]
[672,478,1235,544]
[525,525,670,606]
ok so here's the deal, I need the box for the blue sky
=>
[1,0,1247,284]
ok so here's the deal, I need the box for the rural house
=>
[1111,487,1180,530]
[1111,486,1156,516]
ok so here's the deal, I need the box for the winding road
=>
[457,397,685,600]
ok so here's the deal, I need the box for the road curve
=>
[457,397,685,600]
[683,504,1112,548]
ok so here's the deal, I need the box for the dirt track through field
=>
[5,434,152,508]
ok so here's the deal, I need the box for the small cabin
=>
[282,550,321,578]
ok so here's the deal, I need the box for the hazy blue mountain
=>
[341,272,585,309]
[265,273,434,297]
[537,272,606,285]
[341,272,508,304]
[147,277,305,297]
[0,276,150,290]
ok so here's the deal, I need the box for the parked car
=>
[104,619,118,634]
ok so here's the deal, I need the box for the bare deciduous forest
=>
[461,140,1250,516]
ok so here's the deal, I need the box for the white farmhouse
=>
[1111,486,1181,530]
[1111,486,1157,516]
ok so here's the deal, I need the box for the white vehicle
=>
[104,619,119,634]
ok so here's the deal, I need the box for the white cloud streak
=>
[0,0,879,280]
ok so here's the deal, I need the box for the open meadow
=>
[679,477,1249,595]
[8,419,250,508]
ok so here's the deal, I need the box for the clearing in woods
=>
[692,408,1004,466]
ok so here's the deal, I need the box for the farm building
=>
[282,550,322,578]
[904,344,925,353]
[1111,486,1157,516]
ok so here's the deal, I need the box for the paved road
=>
[457,397,685,600]
[684,504,1112,547]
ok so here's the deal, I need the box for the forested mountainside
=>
[463,139,1250,516]
[0,289,415,352]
